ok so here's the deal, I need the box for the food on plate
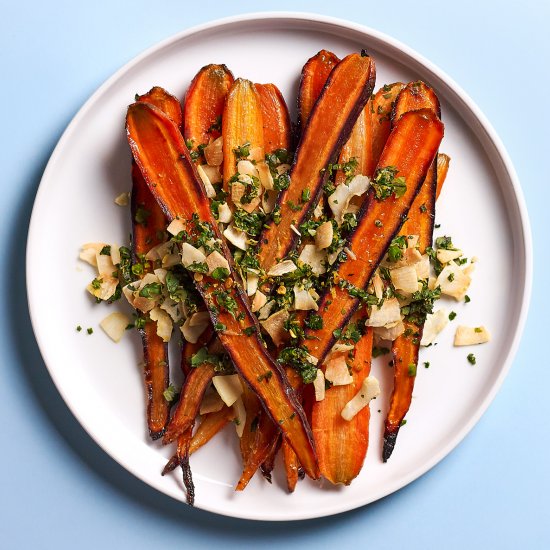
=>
[79,48,489,503]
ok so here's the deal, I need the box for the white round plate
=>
[27,12,531,521]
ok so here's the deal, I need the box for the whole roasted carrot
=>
[190,406,235,455]
[126,102,319,480]
[312,326,374,484]
[303,109,444,364]
[256,83,292,152]
[383,81,440,461]
[257,52,376,269]
[297,50,340,134]
[132,87,183,439]
[184,64,234,146]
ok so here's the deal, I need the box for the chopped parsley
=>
[139,282,162,299]
[372,166,407,200]
[134,205,151,225]
[278,347,318,384]
[233,142,251,159]
[304,314,323,330]
[387,235,407,262]
[163,384,178,403]
[372,346,390,358]
[467,353,476,365]
[211,267,229,281]
[87,327,93,335]
[449,311,457,321]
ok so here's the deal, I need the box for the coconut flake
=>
[324,355,353,386]
[454,325,491,346]
[415,254,431,280]
[437,248,463,264]
[256,161,274,190]
[293,285,319,311]
[204,137,223,166]
[390,265,419,294]
[99,312,130,342]
[290,224,301,237]
[251,290,267,313]
[232,397,246,438]
[205,250,230,275]
[315,221,333,249]
[79,243,105,266]
[407,235,420,249]
[87,276,119,301]
[341,376,380,421]
[199,388,225,415]
[167,218,186,236]
[367,298,401,327]
[212,374,243,407]
[181,242,207,269]
[261,189,277,213]
[237,160,258,178]
[160,297,183,323]
[298,244,326,275]
[420,309,449,346]
[114,192,129,206]
[196,164,216,198]
[260,309,289,346]
[328,175,370,225]
[149,307,173,342]
[373,321,405,342]
[247,146,264,163]
[313,369,325,401]
[436,264,471,301]
[201,164,221,184]
[267,260,297,277]
[344,247,357,260]
[96,252,116,277]
[313,200,324,218]
[246,274,259,296]
[258,300,276,321]
[180,312,209,343]
[217,202,233,224]
[223,225,248,250]
[372,272,384,300]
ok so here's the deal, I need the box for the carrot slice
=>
[436,153,450,199]
[303,109,444,364]
[190,406,235,455]
[132,87,182,439]
[184,64,234,146]
[126,102,319,479]
[257,52,376,268]
[312,326,373,484]
[297,50,340,132]
[256,83,291,152]
[383,81,440,461]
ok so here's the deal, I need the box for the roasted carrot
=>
[184,64,234,147]
[256,83,291,152]
[176,427,195,505]
[190,406,235,455]
[126,103,319,479]
[132,87,182,439]
[297,50,340,133]
[303,109,444,363]
[383,81,440,461]
[257,53,376,269]
[436,153,450,199]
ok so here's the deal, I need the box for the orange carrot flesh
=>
[312,327,373,484]
[189,406,235,455]
[256,83,291,152]
[184,64,234,146]
[298,50,340,131]
[126,103,319,480]
[436,153,450,199]
[303,109,444,364]
[257,53,376,268]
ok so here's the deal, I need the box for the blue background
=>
[2,1,548,548]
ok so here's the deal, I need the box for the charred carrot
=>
[382,82,441,461]
[436,153,450,199]
[126,103,319,479]
[184,64,234,147]
[297,50,340,133]
[303,109,444,363]
[257,53,376,269]
[132,87,182,439]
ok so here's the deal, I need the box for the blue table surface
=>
[2,1,548,548]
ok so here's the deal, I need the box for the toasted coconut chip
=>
[436,264,471,301]
[256,161,274,190]
[389,248,423,268]
[261,189,277,213]
[217,202,233,224]
[133,295,157,313]
[454,325,490,346]
[293,285,319,311]
[251,290,267,313]
[324,354,353,386]
[96,252,116,278]
[231,181,246,206]
[167,218,186,236]
[201,164,221,184]
[344,247,357,260]
[313,369,325,401]
[149,307,173,343]
[315,221,333,250]
[247,146,263,163]
[407,235,419,249]
[199,387,225,415]
[313,200,324,219]
[415,254,430,280]
[80,243,106,266]
[237,160,258,178]
[240,196,261,214]
[328,175,370,226]
[212,374,243,407]
[258,300,276,321]
[298,244,326,275]
[100,312,131,342]
[153,268,168,285]
[420,309,449,346]
[260,309,289,346]
[428,275,437,290]
[330,342,355,354]
[160,297,183,323]
[373,321,405,342]
[372,271,384,300]
[390,265,419,294]
[114,192,129,206]
[180,313,209,343]
[146,241,174,261]
[122,283,136,306]
[437,248,463,264]
[462,262,475,277]
[367,297,401,327]
[181,242,207,268]
[87,276,118,301]
[232,396,247,438]
[223,225,248,250]
[290,224,301,237]
[341,376,380,421]
[267,259,297,277]
[246,274,259,296]
[327,246,343,266]
[204,136,223,166]
[206,250,230,275]
[196,164,216,198]
[162,254,181,268]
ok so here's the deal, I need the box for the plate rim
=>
[26,11,533,521]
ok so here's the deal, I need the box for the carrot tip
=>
[382,430,399,462]
[161,454,179,476]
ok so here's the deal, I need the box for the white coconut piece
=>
[315,221,333,249]
[260,309,290,346]
[232,396,246,438]
[149,307,173,343]
[204,137,223,166]
[341,376,380,421]
[251,290,267,313]
[212,374,243,407]
[256,161,274,190]
[367,298,401,327]
[206,250,230,275]
[181,242,207,269]
[223,225,248,250]
[328,175,370,225]
[197,164,217,198]
[436,264,472,301]
[99,312,130,342]
[298,244,326,275]
[199,388,225,415]
[373,321,405,342]
[313,369,325,401]
[114,192,129,206]
[324,355,353,386]
[420,309,449,346]
[267,260,297,277]
[454,325,491,346]
[293,285,319,311]
[390,265,419,294]
[437,248,463,264]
